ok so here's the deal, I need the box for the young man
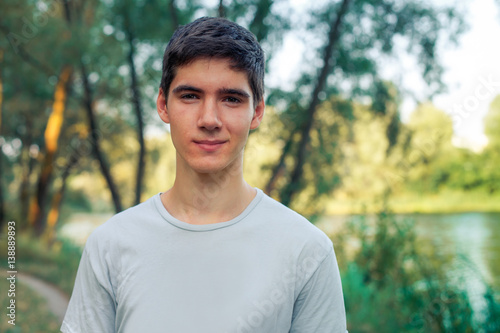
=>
[62,17,347,333]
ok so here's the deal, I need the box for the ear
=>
[156,88,170,124]
[250,97,265,130]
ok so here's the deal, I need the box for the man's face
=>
[156,58,264,174]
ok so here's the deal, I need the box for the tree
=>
[406,103,454,164]
[396,103,454,192]
[264,0,465,214]
[0,0,127,236]
[0,0,467,233]
[484,95,500,148]
[0,0,66,231]
[106,0,191,205]
[477,95,500,194]
[0,49,4,230]
[29,66,72,235]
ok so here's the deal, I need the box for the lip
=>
[193,139,227,151]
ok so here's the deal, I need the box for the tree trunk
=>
[169,0,179,29]
[44,150,79,245]
[0,49,4,231]
[29,66,72,235]
[61,0,122,212]
[218,0,225,17]
[249,0,273,42]
[80,62,123,213]
[0,146,3,231]
[19,118,35,230]
[280,0,351,207]
[264,133,294,195]
[62,0,72,24]
[124,20,146,206]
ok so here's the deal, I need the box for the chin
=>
[189,160,229,174]
[180,149,243,175]
[191,157,241,175]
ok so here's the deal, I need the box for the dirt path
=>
[18,273,69,323]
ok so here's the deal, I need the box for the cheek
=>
[229,123,251,147]
[168,119,189,146]
[169,128,181,151]
[225,112,253,131]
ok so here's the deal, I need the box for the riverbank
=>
[324,189,500,215]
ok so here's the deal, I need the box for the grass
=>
[0,274,62,333]
[386,189,500,214]
[0,232,81,332]
[325,189,500,215]
[0,233,81,296]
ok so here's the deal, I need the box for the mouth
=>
[193,139,228,151]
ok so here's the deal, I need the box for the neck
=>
[161,154,256,225]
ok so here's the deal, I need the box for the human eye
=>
[223,96,242,104]
[181,93,198,100]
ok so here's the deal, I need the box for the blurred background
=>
[1,0,500,331]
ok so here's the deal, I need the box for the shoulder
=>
[255,190,333,256]
[254,190,338,290]
[84,194,159,251]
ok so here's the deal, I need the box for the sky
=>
[431,0,500,150]
[267,0,500,151]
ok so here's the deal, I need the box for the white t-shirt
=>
[61,188,347,333]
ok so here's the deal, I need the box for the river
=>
[317,212,500,298]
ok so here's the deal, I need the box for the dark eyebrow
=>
[171,85,251,99]
[171,85,203,94]
[218,88,250,99]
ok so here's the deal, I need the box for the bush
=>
[0,233,82,295]
[334,211,500,332]
[0,278,61,333]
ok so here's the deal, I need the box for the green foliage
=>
[0,233,81,330]
[483,287,500,332]
[0,278,61,333]
[0,233,82,295]
[405,147,500,195]
[335,211,500,332]
[264,0,465,212]
[406,103,454,163]
[223,0,290,56]
[484,96,500,148]
[0,0,474,224]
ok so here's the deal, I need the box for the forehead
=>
[171,58,251,90]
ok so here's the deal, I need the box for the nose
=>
[197,99,222,130]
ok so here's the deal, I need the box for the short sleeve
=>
[290,249,347,333]
[61,238,116,333]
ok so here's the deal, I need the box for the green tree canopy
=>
[485,95,500,148]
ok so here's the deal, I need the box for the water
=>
[408,212,500,291]
[317,212,500,293]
